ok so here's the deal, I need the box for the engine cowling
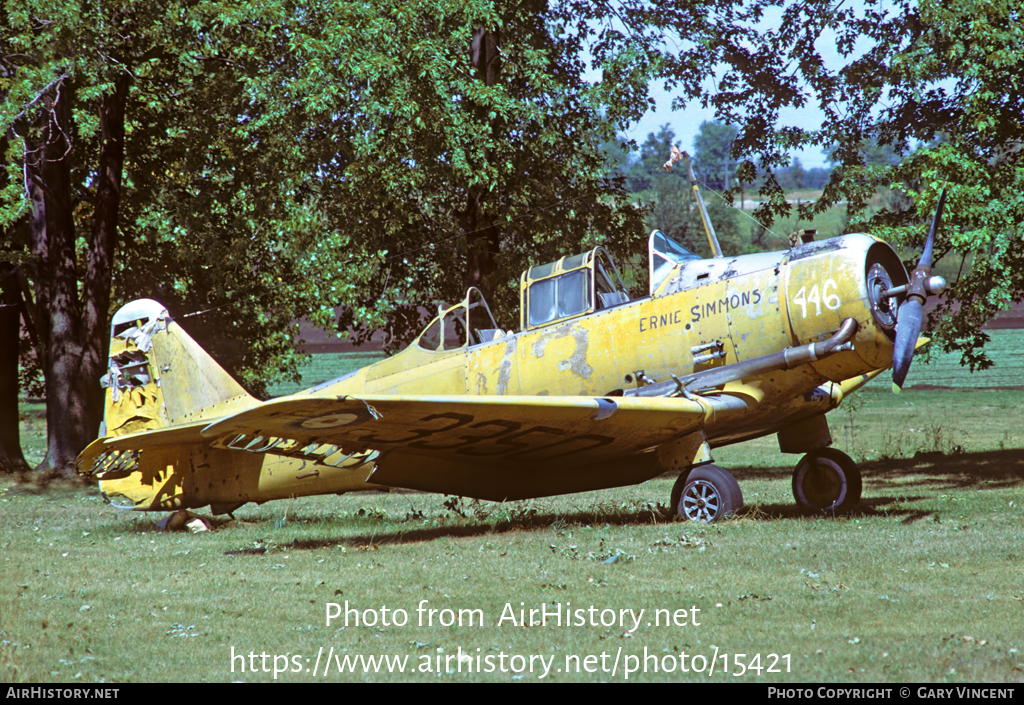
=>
[781,233,909,380]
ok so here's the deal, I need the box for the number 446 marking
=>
[793,278,841,318]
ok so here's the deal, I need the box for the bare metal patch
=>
[496,336,517,394]
[532,322,576,359]
[788,238,843,261]
[557,328,593,380]
[532,331,553,358]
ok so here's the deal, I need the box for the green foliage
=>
[4,0,1020,399]
[223,0,651,345]
[691,120,739,190]
[709,0,1024,368]
[776,157,805,190]
[2,0,667,393]
[623,124,676,193]
[622,123,748,257]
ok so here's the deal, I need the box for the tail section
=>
[102,299,258,438]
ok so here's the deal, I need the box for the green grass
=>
[891,329,1024,390]
[753,206,850,244]
[714,386,1024,470]
[4,384,1024,683]
[1,464,1022,683]
[6,327,1024,683]
[266,352,384,398]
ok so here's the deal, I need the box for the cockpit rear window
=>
[528,270,588,326]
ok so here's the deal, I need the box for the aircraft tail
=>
[101,299,258,438]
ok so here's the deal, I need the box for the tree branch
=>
[7,74,69,126]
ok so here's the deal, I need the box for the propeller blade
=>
[892,298,923,393]
[892,187,947,393]
[919,187,946,269]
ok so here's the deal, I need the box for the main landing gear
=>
[669,448,862,522]
[791,448,862,514]
[670,465,744,523]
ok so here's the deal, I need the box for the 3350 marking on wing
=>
[360,412,615,461]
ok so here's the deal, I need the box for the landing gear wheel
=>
[672,465,743,523]
[792,448,862,513]
[669,469,691,520]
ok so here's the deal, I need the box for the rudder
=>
[101,299,257,438]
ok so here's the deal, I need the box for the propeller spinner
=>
[891,189,948,393]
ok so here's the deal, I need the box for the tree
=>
[6,0,750,473]
[212,0,660,341]
[708,0,1023,368]
[0,117,31,472]
[623,124,677,193]
[824,137,901,168]
[0,260,27,473]
[778,157,805,190]
[692,120,739,191]
[202,0,793,339]
[1,2,136,476]
[1,1,355,473]
[803,166,832,190]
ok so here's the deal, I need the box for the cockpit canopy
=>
[414,234,703,348]
[416,288,503,351]
[649,230,702,294]
[519,247,630,331]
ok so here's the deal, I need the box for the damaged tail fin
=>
[102,299,257,437]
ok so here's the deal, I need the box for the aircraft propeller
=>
[890,188,948,393]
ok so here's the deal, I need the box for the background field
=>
[4,332,1023,683]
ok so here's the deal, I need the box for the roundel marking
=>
[300,413,361,429]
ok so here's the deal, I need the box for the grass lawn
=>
[3,361,1023,682]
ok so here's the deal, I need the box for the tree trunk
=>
[0,262,28,474]
[0,116,29,474]
[26,79,84,477]
[461,28,502,302]
[25,75,128,479]
[82,74,129,437]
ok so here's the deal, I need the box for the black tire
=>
[669,469,691,519]
[673,465,743,523]
[792,448,862,513]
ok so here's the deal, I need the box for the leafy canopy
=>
[708,0,1023,368]
[4,0,1021,391]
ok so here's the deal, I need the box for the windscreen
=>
[650,230,701,293]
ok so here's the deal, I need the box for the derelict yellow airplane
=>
[76,156,948,523]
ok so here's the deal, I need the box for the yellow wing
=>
[198,394,720,500]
